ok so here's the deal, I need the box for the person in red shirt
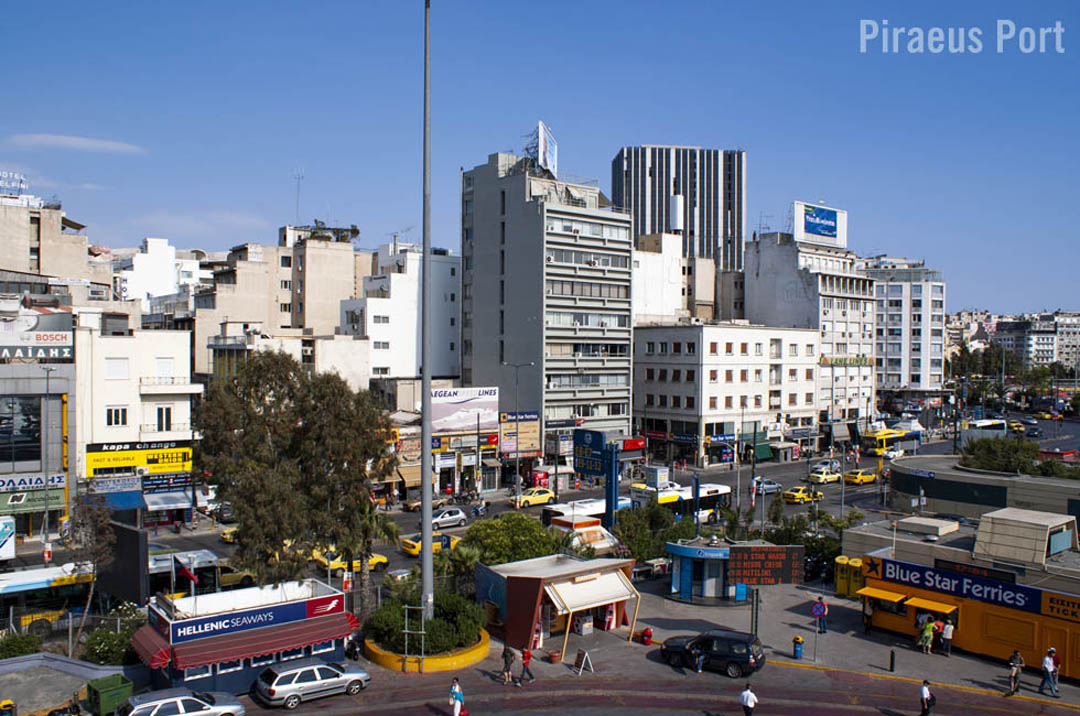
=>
[516,644,535,686]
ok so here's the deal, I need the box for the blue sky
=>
[3,0,1077,313]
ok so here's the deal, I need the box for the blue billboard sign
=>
[865,555,1041,614]
[167,594,344,643]
[803,205,838,238]
[573,429,606,476]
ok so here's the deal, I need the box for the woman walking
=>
[917,619,934,654]
[1007,650,1024,695]
[449,677,466,716]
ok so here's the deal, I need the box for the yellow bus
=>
[862,429,912,456]
[0,563,94,638]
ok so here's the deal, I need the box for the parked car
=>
[399,532,460,557]
[1028,427,1044,438]
[1033,411,1056,420]
[118,689,246,716]
[813,459,841,472]
[254,657,370,709]
[403,495,449,512]
[513,487,556,509]
[749,478,783,495]
[219,526,238,544]
[659,629,766,678]
[218,562,256,589]
[425,507,468,530]
[1019,415,1039,425]
[843,469,878,485]
[213,503,236,524]
[807,468,841,485]
[782,485,824,504]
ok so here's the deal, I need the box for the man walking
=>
[941,618,954,656]
[516,644,535,686]
[920,680,935,716]
[739,683,758,716]
[1039,647,1060,697]
[501,644,516,686]
[815,595,829,634]
[1007,649,1024,695]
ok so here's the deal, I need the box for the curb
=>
[770,657,1079,711]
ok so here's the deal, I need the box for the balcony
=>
[140,376,204,396]
[139,423,196,440]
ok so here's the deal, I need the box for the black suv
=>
[659,628,765,678]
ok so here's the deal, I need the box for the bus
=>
[629,483,733,524]
[862,429,920,456]
[960,419,1008,447]
[0,563,94,638]
[540,497,631,527]
[148,549,254,599]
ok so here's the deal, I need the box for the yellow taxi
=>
[219,526,238,544]
[400,532,460,557]
[807,469,841,485]
[844,468,878,485]
[1033,411,1059,421]
[782,485,825,504]
[218,563,256,589]
[1008,421,1025,434]
[514,487,556,509]
[310,546,389,574]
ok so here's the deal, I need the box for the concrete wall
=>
[632,233,684,323]
[314,335,372,392]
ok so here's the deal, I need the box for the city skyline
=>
[2,0,1077,313]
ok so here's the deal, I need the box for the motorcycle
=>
[471,501,488,518]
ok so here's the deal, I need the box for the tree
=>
[354,504,400,623]
[611,503,696,562]
[960,437,1039,473]
[460,512,557,565]
[68,494,115,655]
[766,494,784,526]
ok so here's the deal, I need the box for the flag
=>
[174,555,198,585]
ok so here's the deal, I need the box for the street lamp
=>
[502,361,534,498]
[40,365,56,553]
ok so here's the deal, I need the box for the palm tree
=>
[356,503,400,623]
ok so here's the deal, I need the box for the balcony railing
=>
[140,423,191,433]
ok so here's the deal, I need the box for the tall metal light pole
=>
[502,361,534,497]
[419,0,434,621]
[41,366,55,552]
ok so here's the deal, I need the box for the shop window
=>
[250,653,274,667]
[216,659,242,674]
[279,647,304,661]
[874,599,908,616]
[184,665,212,681]
[311,639,334,655]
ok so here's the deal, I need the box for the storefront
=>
[666,539,805,603]
[703,434,736,468]
[475,554,639,660]
[0,475,66,538]
[85,441,194,527]
[131,579,357,694]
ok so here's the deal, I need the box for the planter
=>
[546,649,562,664]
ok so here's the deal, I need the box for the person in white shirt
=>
[739,683,758,716]
[941,619,955,656]
[920,680,934,715]
[1040,648,1060,697]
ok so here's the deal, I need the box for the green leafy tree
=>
[960,437,1039,473]
[612,503,696,562]
[767,494,784,526]
[460,512,557,565]
[354,504,400,622]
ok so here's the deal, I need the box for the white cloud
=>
[125,210,271,240]
[9,133,146,155]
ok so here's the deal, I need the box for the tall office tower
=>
[461,151,633,436]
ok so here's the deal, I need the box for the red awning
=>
[172,612,358,670]
[132,625,172,669]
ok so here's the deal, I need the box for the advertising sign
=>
[0,517,15,561]
[430,387,499,433]
[793,201,847,248]
[0,170,28,195]
[0,473,65,493]
[728,545,805,586]
[85,441,193,477]
[545,434,572,457]
[142,473,193,492]
[645,466,668,489]
[88,476,142,493]
[933,558,1016,584]
[803,204,838,237]
[573,429,606,477]
[0,304,74,361]
[537,120,558,178]
[500,411,540,455]
[167,593,344,644]
[864,555,1041,613]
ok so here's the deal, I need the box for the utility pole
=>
[502,362,534,498]
[293,169,304,224]
[419,0,434,621]
[41,365,55,555]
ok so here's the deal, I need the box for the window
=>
[373,367,390,376]
[449,342,455,351]
[788,393,797,406]
[280,279,291,290]
[312,639,335,655]
[686,342,695,355]
[670,370,680,382]
[709,397,717,409]
[646,394,654,406]
[450,317,455,326]
[673,343,682,355]
[373,315,390,324]
[106,407,127,427]
[740,395,749,408]
[295,668,319,683]
[754,343,763,356]
[789,368,797,381]
[725,370,733,383]
[685,396,695,410]
[806,392,815,405]
[155,702,182,716]
[685,370,695,381]
[156,406,172,432]
[646,342,655,354]
[725,342,733,355]
[658,369,667,382]
[449,292,456,302]
[184,665,212,681]
[740,369,748,382]
[216,659,242,675]
[754,369,762,382]
[250,653,274,667]
[672,396,681,408]
[646,368,654,381]
[280,303,292,313]
[806,369,814,380]
[279,647,304,661]
[789,344,798,356]
[709,342,718,355]
[316,666,340,680]
[658,396,667,407]
[659,343,669,354]
[374,341,390,350]
[500,190,506,214]
[280,256,292,268]
[709,370,718,382]
[724,396,733,409]
[105,357,128,380]
[754,395,762,408]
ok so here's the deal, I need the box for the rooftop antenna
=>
[386,225,415,255]
[293,168,304,224]
[757,211,773,235]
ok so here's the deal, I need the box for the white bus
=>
[629,483,732,524]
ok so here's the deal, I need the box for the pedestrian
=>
[501,644,516,686]
[815,596,829,634]
[1052,646,1062,690]
[516,643,535,686]
[449,677,466,716]
[1007,649,1024,695]
[917,619,934,655]
[931,616,944,651]
[941,618,954,657]
[1039,647,1059,697]
[919,680,935,716]
[739,683,758,716]
[689,641,706,673]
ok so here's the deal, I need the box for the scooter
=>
[471,502,488,518]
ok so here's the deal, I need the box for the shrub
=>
[366,590,484,655]
[0,632,42,659]
[82,628,134,665]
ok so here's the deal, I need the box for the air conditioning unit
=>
[546,256,553,263]
[572,229,580,234]
[587,260,598,266]
[135,467,148,476]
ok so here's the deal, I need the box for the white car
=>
[883,448,905,460]
[425,507,468,530]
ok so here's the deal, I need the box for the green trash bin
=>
[87,674,133,716]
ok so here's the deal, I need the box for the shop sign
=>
[397,437,422,462]
[85,441,192,477]
[0,517,14,561]
[142,473,192,492]
[622,438,645,451]
[88,476,141,493]
[645,431,666,440]
[546,418,578,429]
[436,454,456,469]
[500,411,541,455]
[671,433,698,443]
[0,489,66,515]
[573,429,606,477]
[0,473,65,493]
[865,555,1041,613]
[667,541,730,559]
[728,545,805,585]
[706,434,736,444]
[819,356,872,367]
[932,559,1016,584]
[1042,592,1080,624]
[166,593,344,644]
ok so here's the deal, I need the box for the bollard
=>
[889,649,896,672]
[793,635,804,659]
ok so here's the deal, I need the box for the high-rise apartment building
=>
[462,152,633,436]
[859,256,946,397]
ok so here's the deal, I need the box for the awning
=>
[482,458,502,468]
[172,612,358,670]
[904,596,958,614]
[543,569,638,616]
[856,586,907,603]
[98,491,147,511]
[131,625,172,669]
[397,464,424,488]
[143,491,193,512]
[831,423,851,443]
[753,443,773,460]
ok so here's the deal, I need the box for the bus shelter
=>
[130,579,356,694]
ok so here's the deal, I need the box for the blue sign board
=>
[573,429,606,477]
[865,555,1041,614]
[708,434,736,443]
[666,541,730,559]
[908,469,936,479]
[803,205,838,238]
[167,594,344,643]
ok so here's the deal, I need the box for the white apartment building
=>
[113,238,213,311]
[462,151,633,437]
[73,328,202,526]
[338,241,459,380]
[634,322,821,466]
[631,233,687,323]
[744,225,876,428]
[994,313,1077,369]
[858,256,946,397]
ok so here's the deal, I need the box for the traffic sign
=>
[908,468,936,479]
[811,601,826,618]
